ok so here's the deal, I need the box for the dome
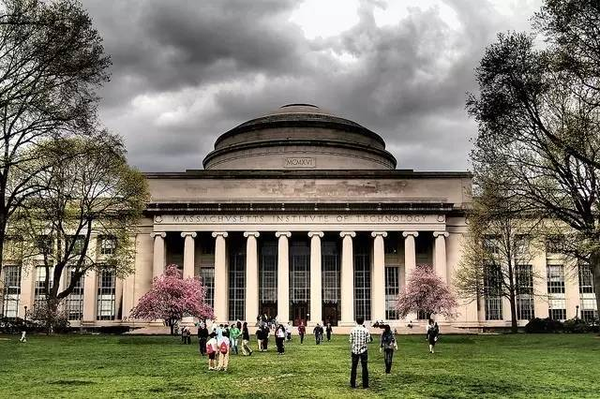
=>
[203,104,397,170]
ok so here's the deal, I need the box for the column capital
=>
[339,231,356,238]
[308,231,324,238]
[150,232,166,238]
[275,231,292,238]
[402,231,419,238]
[180,231,197,238]
[243,231,260,238]
[371,231,388,238]
[433,231,449,238]
[212,231,229,238]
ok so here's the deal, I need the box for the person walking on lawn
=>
[241,322,253,356]
[275,324,286,355]
[426,319,440,354]
[380,324,398,374]
[326,323,333,342]
[349,316,371,389]
[229,323,241,355]
[298,322,306,344]
[206,332,218,370]
[197,322,209,356]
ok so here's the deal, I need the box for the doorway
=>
[322,303,339,326]
[291,302,309,326]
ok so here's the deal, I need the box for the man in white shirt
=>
[349,316,371,389]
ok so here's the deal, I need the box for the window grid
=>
[322,241,340,304]
[485,297,503,320]
[34,266,51,305]
[200,268,215,309]
[385,266,399,320]
[579,264,595,294]
[516,264,534,320]
[96,268,116,320]
[581,310,598,322]
[354,249,371,321]
[228,251,246,321]
[547,265,565,294]
[549,308,566,320]
[289,241,310,306]
[99,236,116,256]
[2,266,21,317]
[65,268,84,320]
[484,264,503,320]
[67,235,85,256]
[259,241,277,303]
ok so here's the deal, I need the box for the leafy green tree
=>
[468,0,600,317]
[0,0,110,277]
[11,135,148,322]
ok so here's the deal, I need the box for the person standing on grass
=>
[349,316,370,389]
[241,322,253,356]
[198,322,209,356]
[286,322,292,341]
[313,323,324,344]
[298,322,306,344]
[206,332,218,370]
[229,323,241,355]
[380,324,398,374]
[262,324,270,351]
[275,324,286,355]
[326,323,333,342]
[256,325,264,351]
[426,319,440,354]
[218,331,231,371]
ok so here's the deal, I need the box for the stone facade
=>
[2,104,596,331]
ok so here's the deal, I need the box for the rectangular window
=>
[65,269,84,321]
[96,268,116,320]
[417,310,428,320]
[34,266,53,305]
[67,235,85,256]
[259,241,277,304]
[2,266,21,317]
[579,264,594,294]
[484,264,503,320]
[483,235,500,255]
[322,241,340,304]
[547,265,565,294]
[354,243,371,321]
[581,309,598,322]
[36,235,53,256]
[98,236,116,256]
[549,308,566,321]
[485,297,503,320]
[514,235,530,258]
[516,264,534,320]
[385,266,400,320]
[228,249,245,321]
[289,241,310,307]
[199,267,214,309]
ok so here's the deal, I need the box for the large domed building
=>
[6,104,593,331]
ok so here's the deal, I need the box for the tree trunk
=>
[509,294,518,334]
[590,250,600,327]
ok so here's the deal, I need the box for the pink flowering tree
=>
[395,264,458,319]
[130,265,214,335]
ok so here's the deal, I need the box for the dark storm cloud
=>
[83,0,541,172]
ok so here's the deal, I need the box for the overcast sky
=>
[82,0,542,172]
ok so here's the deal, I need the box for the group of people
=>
[191,316,441,382]
[349,317,441,389]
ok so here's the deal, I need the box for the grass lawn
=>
[0,333,599,398]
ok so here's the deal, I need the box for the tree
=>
[395,265,458,319]
[10,134,148,322]
[130,265,214,335]
[454,178,543,333]
[467,0,600,316]
[0,0,110,277]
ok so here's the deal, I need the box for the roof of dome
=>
[203,104,397,170]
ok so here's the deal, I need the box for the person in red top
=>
[298,322,306,344]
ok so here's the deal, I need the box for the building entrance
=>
[260,302,277,321]
[322,303,339,326]
[291,302,309,326]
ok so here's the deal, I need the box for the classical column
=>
[181,232,197,279]
[340,231,356,325]
[402,231,419,279]
[308,231,324,325]
[371,231,387,322]
[276,232,291,323]
[82,269,97,323]
[433,231,449,283]
[402,231,418,321]
[150,232,166,278]
[244,232,260,323]
[212,232,228,322]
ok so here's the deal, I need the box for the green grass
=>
[0,333,599,398]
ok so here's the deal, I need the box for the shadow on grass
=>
[48,379,96,386]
